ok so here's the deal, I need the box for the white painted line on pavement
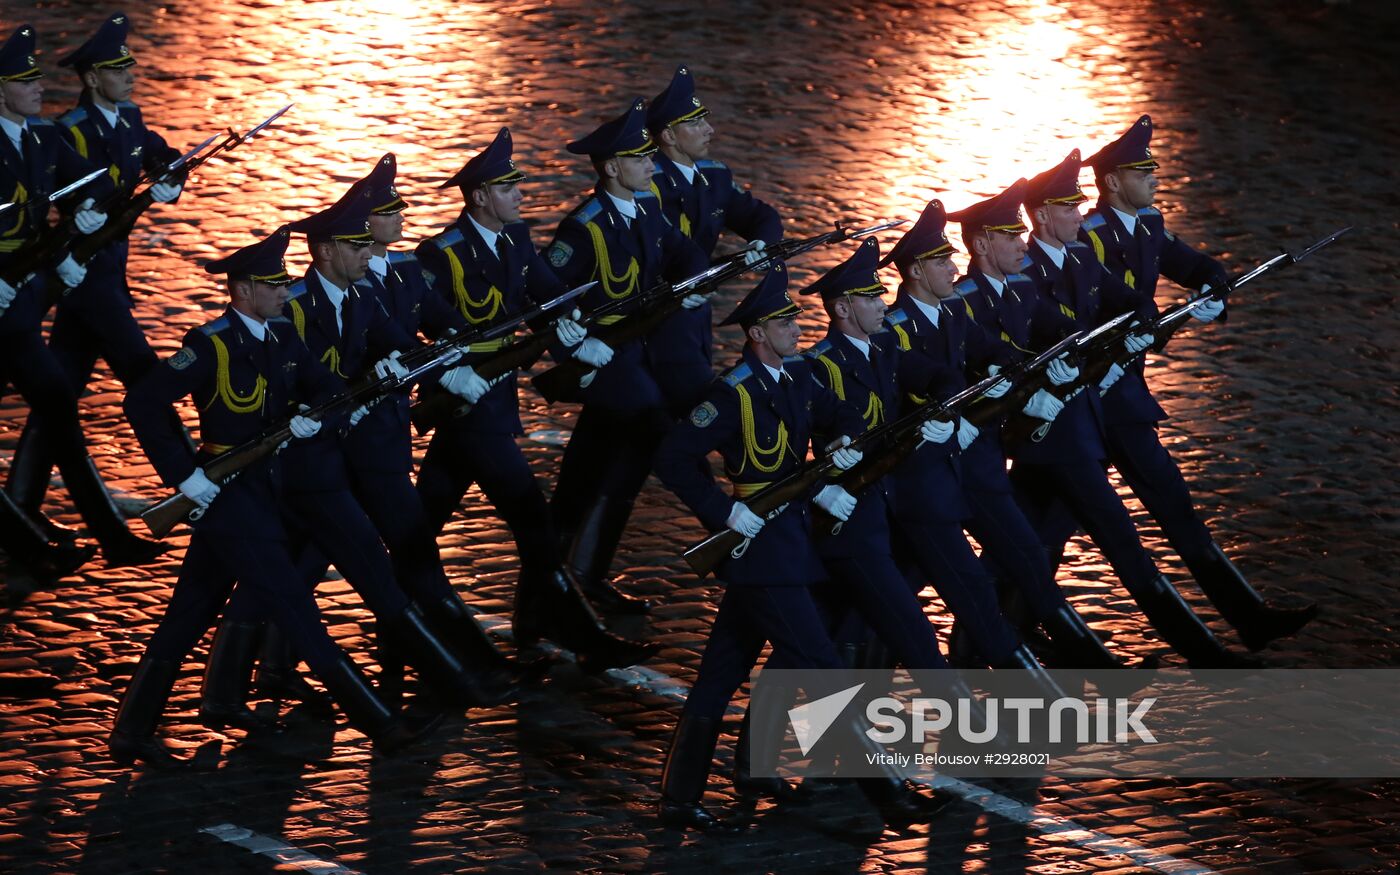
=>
[201,823,362,874]
[472,610,1221,874]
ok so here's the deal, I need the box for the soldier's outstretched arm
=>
[656,384,741,532]
[123,332,214,489]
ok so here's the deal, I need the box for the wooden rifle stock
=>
[681,461,836,577]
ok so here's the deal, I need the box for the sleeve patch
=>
[168,346,197,370]
[547,241,574,268]
[689,401,719,428]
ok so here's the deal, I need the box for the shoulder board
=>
[695,158,728,172]
[267,315,293,325]
[431,227,465,250]
[568,198,604,225]
[802,338,835,360]
[27,116,53,127]
[781,353,806,368]
[1018,254,1035,272]
[1082,212,1108,231]
[883,308,910,329]
[721,361,753,387]
[1136,206,1162,218]
[952,277,979,297]
[197,316,230,336]
[284,279,308,301]
[387,249,418,267]
[635,189,658,201]
[1006,271,1031,284]
[1065,240,1091,253]
[57,106,88,127]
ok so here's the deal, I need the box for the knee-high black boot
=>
[254,623,335,715]
[422,592,538,692]
[1185,544,1317,651]
[513,568,657,673]
[659,714,741,832]
[200,621,280,731]
[61,456,167,569]
[381,603,518,708]
[1133,574,1261,668]
[733,705,812,806]
[109,656,185,770]
[6,421,81,544]
[0,487,94,578]
[565,495,652,614]
[313,654,441,756]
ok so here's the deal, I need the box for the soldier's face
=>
[756,315,802,357]
[614,154,654,191]
[87,66,135,104]
[850,292,888,335]
[482,182,523,224]
[331,239,371,282]
[668,117,712,159]
[986,230,1027,275]
[368,212,404,245]
[1045,203,1084,245]
[0,79,43,118]
[916,255,958,299]
[246,280,289,320]
[1113,168,1157,209]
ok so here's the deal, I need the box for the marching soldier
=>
[115,227,437,767]
[543,98,707,613]
[414,127,656,672]
[1079,116,1316,649]
[653,267,940,832]
[6,12,180,569]
[0,23,146,580]
[645,63,781,414]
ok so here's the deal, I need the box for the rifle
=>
[812,369,1011,536]
[407,281,599,434]
[0,168,109,288]
[70,104,295,266]
[138,279,584,538]
[1152,226,1351,351]
[961,327,1086,428]
[530,219,908,405]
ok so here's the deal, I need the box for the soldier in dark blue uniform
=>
[114,228,437,768]
[654,268,943,832]
[206,188,509,724]
[1009,152,1254,667]
[0,23,151,580]
[5,13,181,569]
[879,201,1086,673]
[415,128,655,671]
[645,64,781,413]
[1079,116,1316,650]
[543,98,708,614]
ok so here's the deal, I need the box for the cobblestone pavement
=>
[1,0,1398,872]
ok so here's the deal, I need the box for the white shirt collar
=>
[605,190,638,222]
[314,269,349,331]
[910,294,942,328]
[761,361,786,384]
[1034,235,1066,269]
[983,272,1007,297]
[843,333,871,360]
[232,307,268,341]
[0,115,26,147]
[467,213,502,257]
[673,160,698,184]
[95,102,120,129]
[1112,206,1138,235]
[367,254,389,279]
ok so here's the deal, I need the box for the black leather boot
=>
[4,436,81,545]
[109,656,185,770]
[1185,544,1318,651]
[1133,574,1261,668]
[200,621,282,732]
[0,488,94,579]
[565,495,652,614]
[1040,604,1129,670]
[659,714,742,832]
[993,645,1072,701]
[254,624,335,716]
[514,568,657,673]
[421,593,532,696]
[382,603,519,708]
[733,708,813,806]
[63,456,167,569]
[314,654,442,756]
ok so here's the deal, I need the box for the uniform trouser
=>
[7,287,172,510]
[416,427,558,583]
[347,467,453,605]
[145,531,342,672]
[820,554,948,671]
[1009,455,1160,597]
[963,485,1071,620]
[0,328,124,540]
[550,405,669,542]
[682,585,843,722]
[224,487,410,624]
[891,517,1021,665]
[1103,421,1216,565]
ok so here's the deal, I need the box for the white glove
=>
[680,292,710,310]
[813,484,857,521]
[373,350,410,380]
[555,309,586,348]
[1098,362,1126,392]
[440,365,490,403]
[0,277,14,313]
[73,198,107,235]
[1046,355,1079,386]
[349,405,369,427]
[56,254,87,288]
[437,345,465,368]
[956,417,980,451]
[178,468,220,509]
[829,436,863,470]
[920,418,954,444]
[726,502,765,537]
[1123,332,1155,355]
[150,181,182,203]
[573,337,614,368]
[1192,296,1225,323]
[741,239,768,267]
[1022,389,1064,421]
[289,414,321,439]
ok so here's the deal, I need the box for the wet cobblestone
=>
[2,0,1399,872]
